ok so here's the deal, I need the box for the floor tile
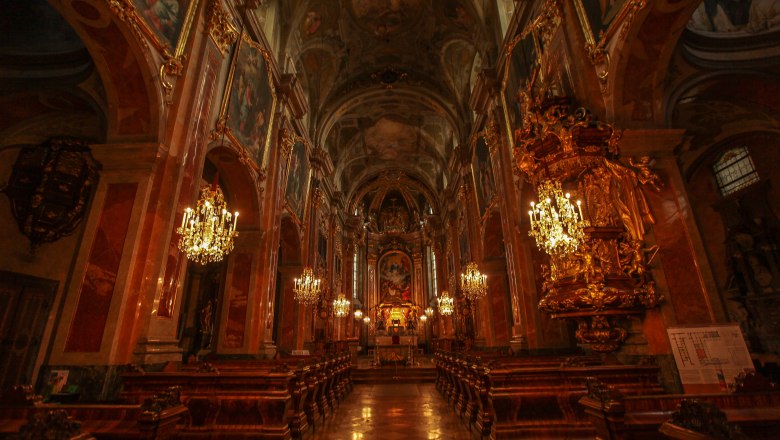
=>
[310,383,473,440]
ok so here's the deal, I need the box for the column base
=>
[258,341,277,359]
[133,339,183,365]
[509,334,529,354]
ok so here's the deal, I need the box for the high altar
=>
[372,300,420,364]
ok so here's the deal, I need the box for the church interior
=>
[1,0,780,438]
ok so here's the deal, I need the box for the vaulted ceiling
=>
[275,0,499,210]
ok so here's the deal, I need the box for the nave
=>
[311,383,470,440]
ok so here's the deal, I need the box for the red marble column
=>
[621,129,727,354]
[221,253,253,350]
[64,183,137,352]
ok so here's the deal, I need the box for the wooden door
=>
[0,271,57,390]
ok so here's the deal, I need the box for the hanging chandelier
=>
[425,307,434,318]
[438,291,454,316]
[528,179,587,257]
[333,293,350,318]
[354,309,363,320]
[461,262,488,301]
[177,184,238,265]
[294,267,322,305]
[419,314,427,323]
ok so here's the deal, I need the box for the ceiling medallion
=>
[371,67,408,89]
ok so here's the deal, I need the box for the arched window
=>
[713,146,759,196]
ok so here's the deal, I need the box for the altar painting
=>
[378,251,412,302]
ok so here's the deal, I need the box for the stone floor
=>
[310,383,473,440]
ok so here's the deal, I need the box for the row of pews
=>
[0,385,188,439]
[0,351,352,440]
[580,375,780,439]
[435,349,780,439]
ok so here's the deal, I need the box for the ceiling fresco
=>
[279,0,491,206]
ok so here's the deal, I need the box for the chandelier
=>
[438,291,454,316]
[293,267,322,305]
[461,262,487,301]
[177,185,238,264]
[354,309,363,320]
[333,293,350,317]
[425,307,434,318]
[419,314,427,323]
[528,179,586,257]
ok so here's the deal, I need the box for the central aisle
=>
[311,383,473,440]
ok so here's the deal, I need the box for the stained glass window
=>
[713,147,759,196]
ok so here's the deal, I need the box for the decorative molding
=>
[279,127,296,160]
[481,119,501,154]
[207,0,239,55]
[572,0,648,94]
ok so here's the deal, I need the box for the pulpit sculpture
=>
[508,92,662,353]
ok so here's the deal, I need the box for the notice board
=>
[667,324,754,393]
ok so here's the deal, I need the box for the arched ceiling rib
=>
[281,0,492,204]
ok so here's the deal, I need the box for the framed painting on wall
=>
[217,32,276,171]
[378,251,413,303]
[472,136,497,218]
[284,139,311,223]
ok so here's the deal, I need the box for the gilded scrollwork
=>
[207,0,238,55]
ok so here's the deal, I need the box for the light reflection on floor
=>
[310,383,473,440]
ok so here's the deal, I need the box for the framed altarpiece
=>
[214,31,277,180]
[283,133,312,227]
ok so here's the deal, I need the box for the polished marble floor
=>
[310,383,474,440]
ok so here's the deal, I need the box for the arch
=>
[275,215,304,351]
[607,0,702,124]
[347,169,440,217]
[48,0,163,141]
[204,144,262,227]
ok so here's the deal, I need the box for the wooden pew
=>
[435,350,663,439]
[0,385,187,440]
[121,352,352,439]
[579,379,780,440]
[121,364,295,439]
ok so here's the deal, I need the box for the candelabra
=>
[528,179,586,257]
[177,185,238,264]
[438,291,455,316]
[460,262,487,301]
[293,267,321,306]
[333,293,350,317]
